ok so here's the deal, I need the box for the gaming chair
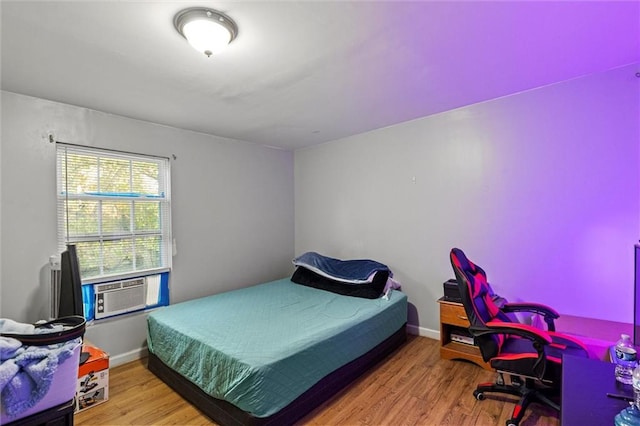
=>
[449,248,590,426]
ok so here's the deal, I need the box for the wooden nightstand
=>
[438,297,492,370]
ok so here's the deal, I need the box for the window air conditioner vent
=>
[94,278,146,319]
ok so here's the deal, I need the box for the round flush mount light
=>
[174,7,238,57]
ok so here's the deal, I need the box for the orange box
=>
[76,344,109,412]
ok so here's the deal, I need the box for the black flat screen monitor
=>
[58,244,90,364]
[58,244,83,319]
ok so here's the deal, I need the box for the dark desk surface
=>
[562,354,632,425]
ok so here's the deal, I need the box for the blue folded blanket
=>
[293,251,392,284]
[0,319,80,418]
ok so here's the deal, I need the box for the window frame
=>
[56,143,172,284]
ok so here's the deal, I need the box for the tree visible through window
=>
[57,144,171,281]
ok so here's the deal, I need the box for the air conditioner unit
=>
[94,278,146,319]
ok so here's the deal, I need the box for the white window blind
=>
[56,144,172,281]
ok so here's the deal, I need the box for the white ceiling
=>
[1,1,638,150]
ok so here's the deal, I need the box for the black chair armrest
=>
[471,321,552,379]
[501,302,559,331]
[472,321,553,345]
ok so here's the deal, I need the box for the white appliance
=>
[94,278,146,319]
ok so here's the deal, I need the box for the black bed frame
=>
[148,323,407,426]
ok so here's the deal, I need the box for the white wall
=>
[2,63,638,361]
[0,91,294,361]
[295,64,640,335]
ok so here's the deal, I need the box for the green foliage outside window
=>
[58,147,170,280]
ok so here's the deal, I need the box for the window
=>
[56,144,171,282]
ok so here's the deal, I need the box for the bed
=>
[147,269,407,425]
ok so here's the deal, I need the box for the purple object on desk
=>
[562,354,631,425]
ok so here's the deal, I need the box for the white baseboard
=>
[109,346,148,368]
[407,323,439,341]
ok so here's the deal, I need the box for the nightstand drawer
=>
[440,302,470,328]
[438,297,491,370]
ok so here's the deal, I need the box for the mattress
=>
[147,278,407,418]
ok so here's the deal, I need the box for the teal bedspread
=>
[147,278,407,418]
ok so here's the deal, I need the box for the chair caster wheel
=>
[473,390,485,400]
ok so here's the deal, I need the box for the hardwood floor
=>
[75,335,559,425]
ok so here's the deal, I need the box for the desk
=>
[561,354,631,425]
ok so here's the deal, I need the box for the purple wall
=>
[295,63,640,331]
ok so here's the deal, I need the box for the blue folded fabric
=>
[292,251,391,284]
[0,319,80,418]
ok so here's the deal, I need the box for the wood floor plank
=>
[75,335,559,425]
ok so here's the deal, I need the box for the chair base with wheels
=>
[475,372,560,426]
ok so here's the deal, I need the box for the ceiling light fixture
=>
[174,7,238,57]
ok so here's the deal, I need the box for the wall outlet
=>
[49,254,61,270]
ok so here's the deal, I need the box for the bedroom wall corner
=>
[0,91,295,359]
[294,63,640,336]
